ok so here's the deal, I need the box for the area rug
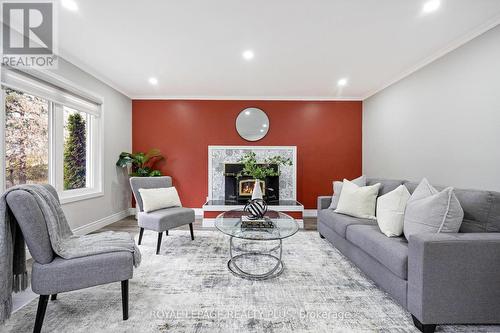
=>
[3,230,499,332]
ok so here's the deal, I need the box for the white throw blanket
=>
[0,184,141,324]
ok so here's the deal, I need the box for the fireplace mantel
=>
[207,145,297,201]
[205,146,302,227]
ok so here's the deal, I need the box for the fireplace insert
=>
[239,179,266,196]
[224,163,279,204]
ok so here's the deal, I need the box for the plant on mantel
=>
[237,151,292,180]
[116,148,165,177]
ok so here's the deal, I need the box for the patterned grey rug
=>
[3,230,499,332]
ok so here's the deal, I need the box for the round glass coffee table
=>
[215,210,299,280]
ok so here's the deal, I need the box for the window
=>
[1,67,103,203]
[4,89,49,188]
[63,107,89,190]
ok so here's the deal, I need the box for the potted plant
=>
[116,148,165,176]
[237,152,292,200]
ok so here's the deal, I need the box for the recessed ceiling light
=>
[337,78,348,87]
[62,0,78,11]
[422,0,440,14]
[242,50,255,61]
[148,77,158,85]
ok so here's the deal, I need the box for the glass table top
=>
[214,210,299,241]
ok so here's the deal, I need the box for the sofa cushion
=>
[488,191,500,232]
[376,185,411,237]
[318,209,375,238]
[404,178,464,239]
[367,178,406,196]
[404,181,500,233]
[329,175,366,210]
[346,224,409,279]
[335,180,380,219]
[453,189,499,233]
[138,207,195,232]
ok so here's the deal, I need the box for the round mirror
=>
[236,108,270,141]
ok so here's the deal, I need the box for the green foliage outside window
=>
[64,113,86,190]
[4,88,49,188]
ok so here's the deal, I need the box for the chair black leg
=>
[165,230,168,236]
[319,233,325,239]
[121,280,129,320]
[189,223,194,240]
[33,295,49,333]
[138,227,144,245]
[412,315,436,333]
[156,232,163,255]
[50,294,57,301]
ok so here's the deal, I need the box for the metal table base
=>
[227,236,284,280]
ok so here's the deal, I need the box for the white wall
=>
[363,25,500,191]
[49,58,132,231]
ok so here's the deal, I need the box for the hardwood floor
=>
[101,215,318,235]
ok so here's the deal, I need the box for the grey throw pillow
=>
[329,175,366,209]
[403,178,464,239]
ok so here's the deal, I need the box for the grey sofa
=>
[130,176,195,255]
[317,178,500,333]
[6,185,132,333]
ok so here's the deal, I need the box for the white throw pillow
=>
[335,179,380,219]
[376,185,411,237]
[329,175,366,209]
[139,187,182,213]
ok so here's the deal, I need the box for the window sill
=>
[59,188,104,204]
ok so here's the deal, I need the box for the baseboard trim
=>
[304,209,317,218]
[193,208,204,216]
[72,209,132,236]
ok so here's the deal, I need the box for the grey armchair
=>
[5,185,132,333]
[129,176,195,254]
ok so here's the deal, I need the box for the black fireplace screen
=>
[224,163,279,204]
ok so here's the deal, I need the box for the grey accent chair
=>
[130,176,195,254]
[5,185,133,333]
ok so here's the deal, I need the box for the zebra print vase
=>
[244,199,268,219]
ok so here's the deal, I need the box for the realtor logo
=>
[1,1,57,68]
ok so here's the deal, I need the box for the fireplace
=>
[239,179,266,196]
[224,163,279,203]
[208,146,297,202]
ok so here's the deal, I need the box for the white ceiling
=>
[54,0,500,100]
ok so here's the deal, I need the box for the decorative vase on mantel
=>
[251,179,264,200]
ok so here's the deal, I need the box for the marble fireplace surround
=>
[208,146,297,201]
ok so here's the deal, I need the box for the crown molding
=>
[361,14,500,100]
[57,52,132,98]
[130,95,362,101]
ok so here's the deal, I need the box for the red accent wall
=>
[132,100,362,209]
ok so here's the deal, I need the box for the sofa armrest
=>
[317,196,332,211]
[408,232,500,325]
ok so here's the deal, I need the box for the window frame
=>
[1,81,104,204]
